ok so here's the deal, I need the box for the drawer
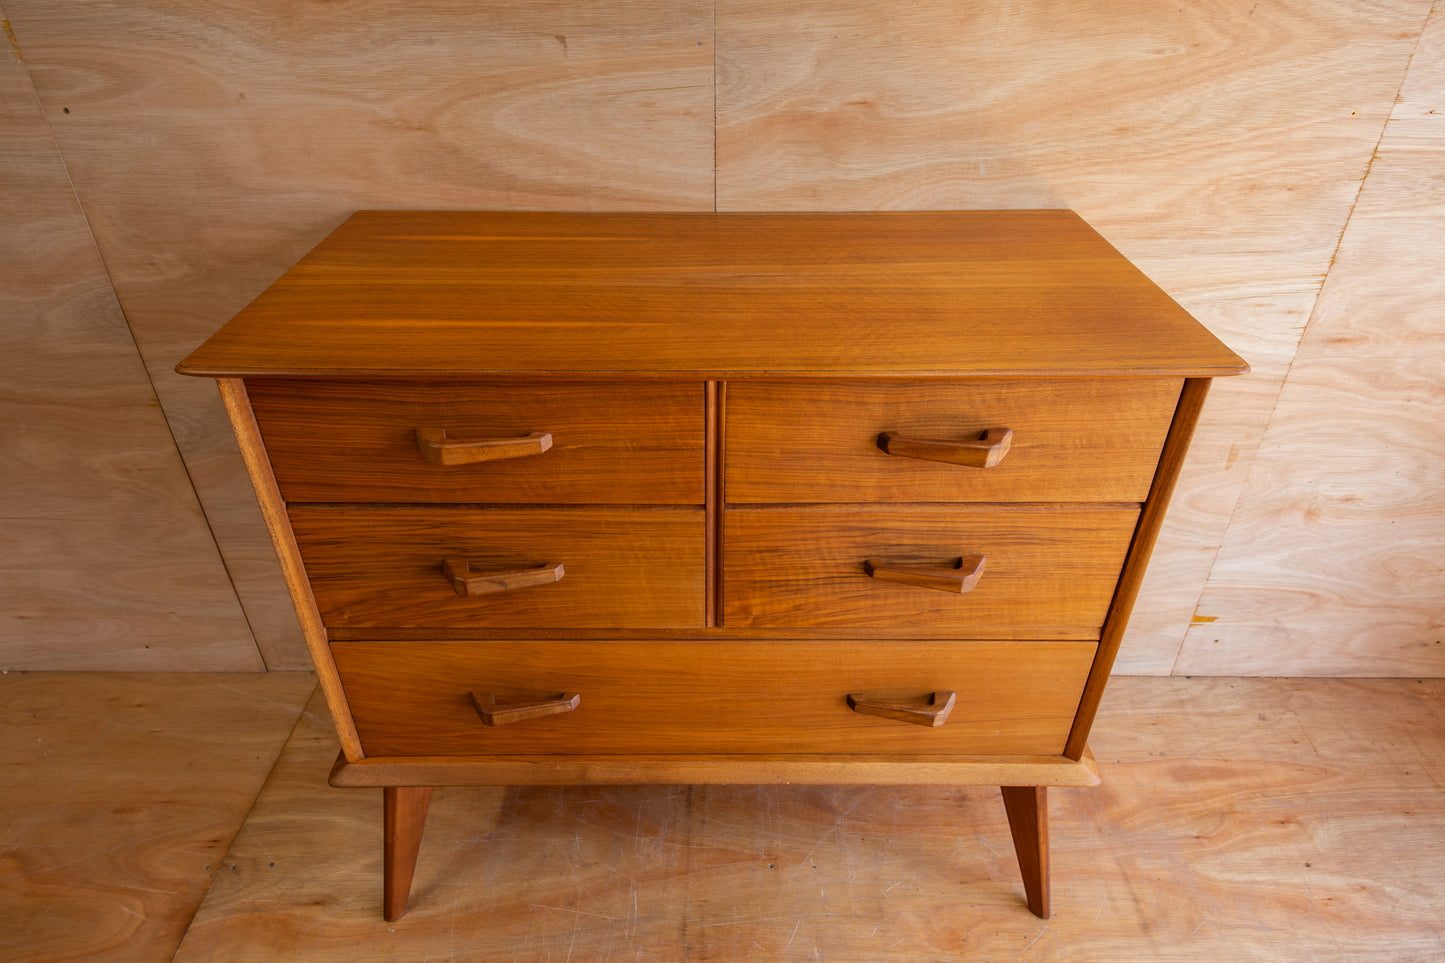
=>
[247,379,704,504]
[291,508,705,629]
[722,507,1138,636]
[331,640,1097,756]
[724,379,1180,503]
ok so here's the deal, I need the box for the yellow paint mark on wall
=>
[1191,614,1219,624]
[3,20,22,62]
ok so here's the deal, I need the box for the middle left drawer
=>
[291,507,707,629]
[247,379,705,504]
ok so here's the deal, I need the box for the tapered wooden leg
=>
[383,786,432,921]
[1000,785,1050,918]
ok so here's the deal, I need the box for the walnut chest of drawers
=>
[179,210,1246,920]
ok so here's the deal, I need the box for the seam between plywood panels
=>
[1171,6,1439,676]
[3,13,272,667]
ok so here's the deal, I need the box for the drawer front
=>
[248,379,704,504]
[332,640,1097,756]
[725,379,1180,503]
[291,508,705,629]
[722,507,1137,635]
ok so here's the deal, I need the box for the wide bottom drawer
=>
[332,640,1097,757]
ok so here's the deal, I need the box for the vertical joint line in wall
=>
[710,0,716,209]
[1323,0,1434,282]
[14,31,266,661]
[1174,3,1436,674]
[1259,0,1433,466]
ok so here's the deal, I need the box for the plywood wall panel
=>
[716,0,1431,672]
[4,0,1438,675]
[1178,8,1445,675]
[5,1,716,667]
[0,33,260,670]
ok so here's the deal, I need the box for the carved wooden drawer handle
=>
[863,555,985,593]
[878,427,1013,468]
[470,691,580,726]
[415,428,553,466]
[441,558,564,596]
[847,690,956,727]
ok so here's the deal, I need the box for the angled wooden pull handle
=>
[415,428,553,466]
[442,558,564,596]
[847,690,957,727]
[878,427,1013,468]
[470,691,580,726]
[864,555,985,593]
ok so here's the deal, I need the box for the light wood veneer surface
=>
[177,211,1247,380]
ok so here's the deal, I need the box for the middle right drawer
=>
[722,506,1138,637]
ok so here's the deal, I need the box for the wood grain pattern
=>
[878,426,1014,469]
[714,0,1431,675]
[170,678,1445,960]
[382,786,431,921]
[846,689,957,728]
[1067,379,1209,756]
[0,39,259,670]
[726,378,1181,503]
[4,0,714,666]
[413,428,552,466]
[4,0,1438,677]
[247,378,705,504]
[862,556,984,594]
[469,690,581,727]
[290,507,707,629]
[722,506,1138,635]
[329,750,1102,789]
[0,671,315,962]
[1178,7,1445,676]
[177,211,1245,379]
[331,640,1097,756]
[218,379,365,760]
[441,558,565,596]
[1001,785,1050,919]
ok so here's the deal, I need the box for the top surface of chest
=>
[177,210,1246,380]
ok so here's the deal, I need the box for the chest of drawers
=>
[180,211,1246,920]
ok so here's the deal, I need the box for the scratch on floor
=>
[695,914,833,928]
[605,84,710,96]
[527,903,620,921]
[215,683,311,715]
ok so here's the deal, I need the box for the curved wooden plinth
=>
[330,750,1099,788]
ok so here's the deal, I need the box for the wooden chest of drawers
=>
[179,211,1245,920]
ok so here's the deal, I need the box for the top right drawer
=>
[725,379,1181,504]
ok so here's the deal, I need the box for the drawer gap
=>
[287,502,707,512]
[722,502,1142,513]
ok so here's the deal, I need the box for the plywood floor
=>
[3,675,1442,961]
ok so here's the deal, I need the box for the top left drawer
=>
[246,379,705,504]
